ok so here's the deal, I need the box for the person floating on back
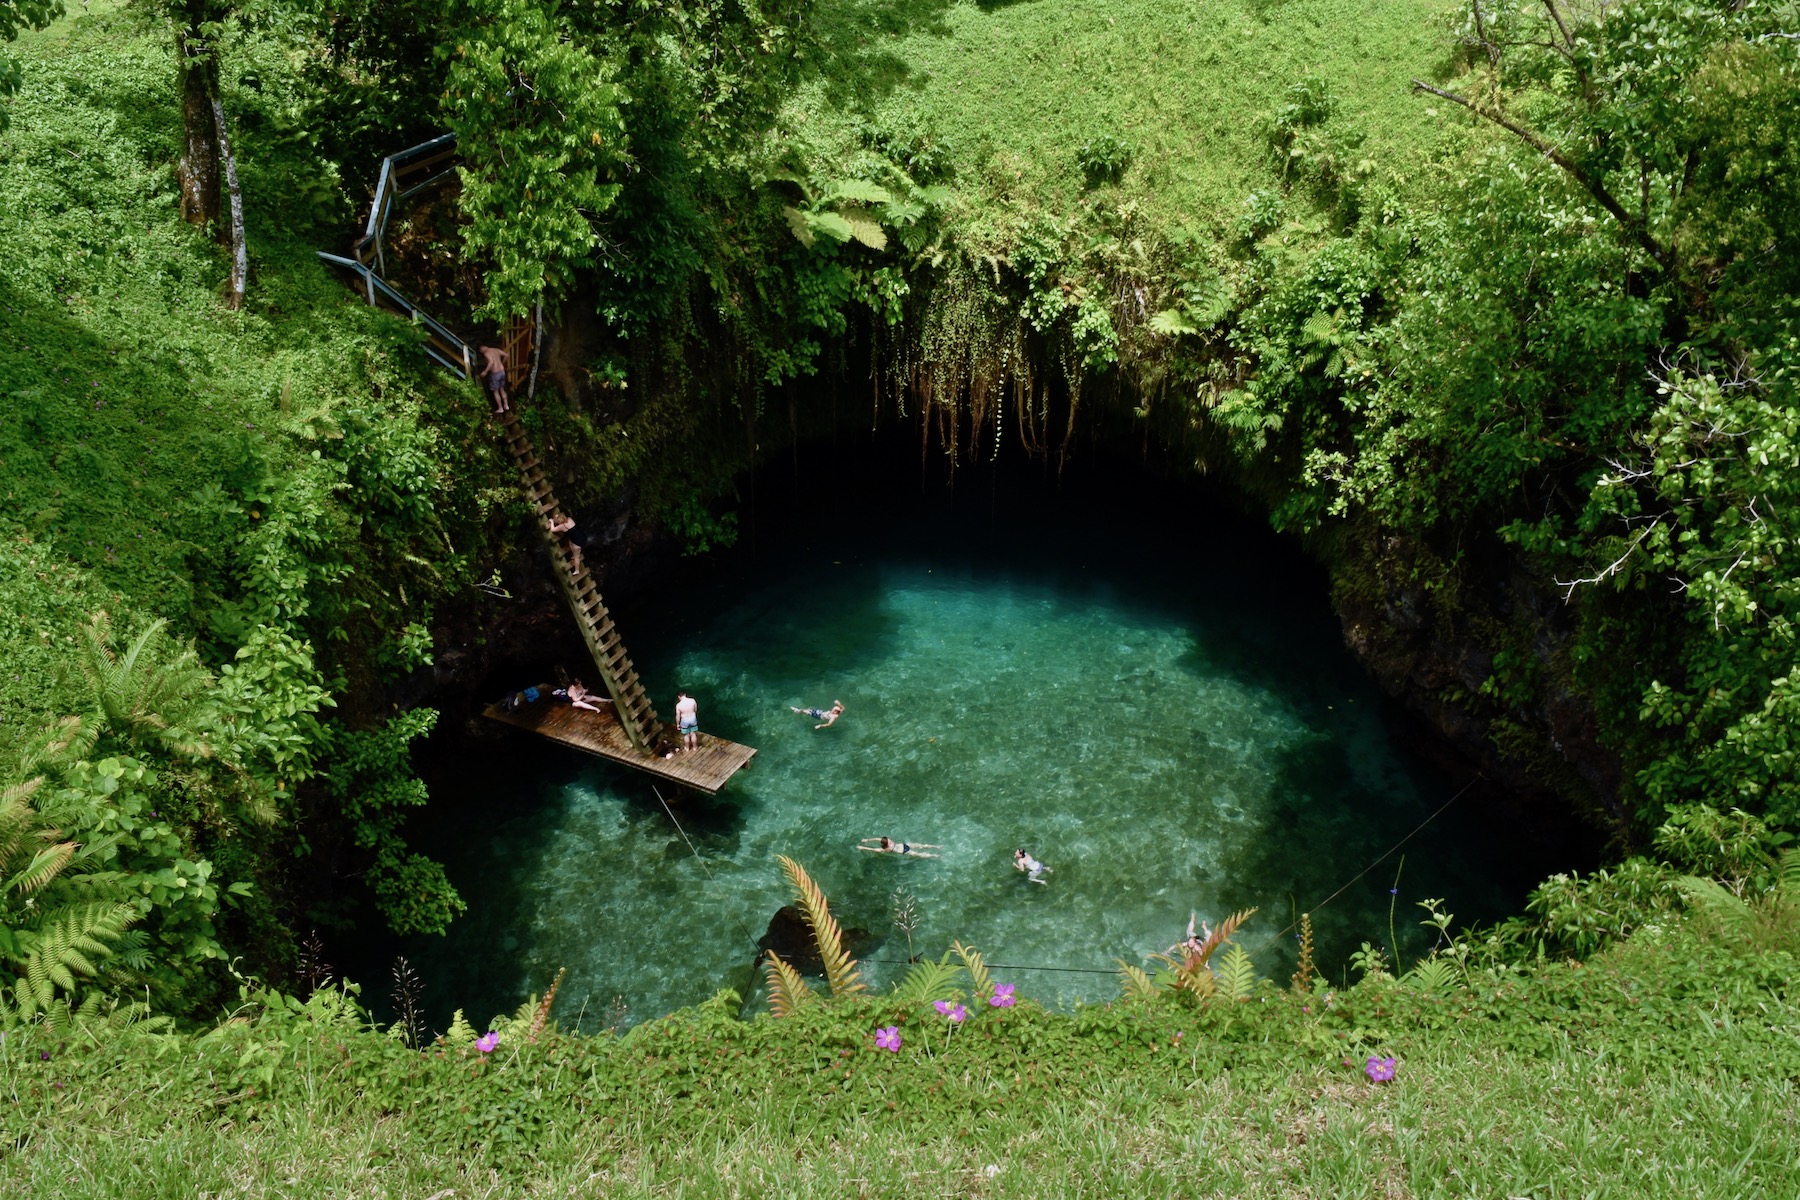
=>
[1013,848,1050,885]
[674,689,699,753]
[791,699,845,729]
[478,344,510,414]
[858,836,940,859]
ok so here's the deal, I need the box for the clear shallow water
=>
[383,506,1513,1031]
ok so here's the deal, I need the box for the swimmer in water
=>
[858,836,941,859]
[1013,848,1050,884]
[791,700,845,728]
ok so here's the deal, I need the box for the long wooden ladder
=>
[496,406,662,751]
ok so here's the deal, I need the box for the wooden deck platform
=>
[483,697,756,795]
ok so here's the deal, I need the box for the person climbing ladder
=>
[479,344,510,413]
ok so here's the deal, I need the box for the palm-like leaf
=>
[776,855,865,998]
[77,612,216,759]
[763,951,814,1017]
[951,940,991,997]
[1213,945,1257,1001]
[1116,960,1157,1001]
[890,954,963,1004]
[1777,849,1800,900]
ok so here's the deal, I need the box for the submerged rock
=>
[757,905,874,974]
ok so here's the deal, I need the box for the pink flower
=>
[475,1031,499,1054]
[989,983,1016,1008]
[933,1000,967,1024]
[875,1025,901,1052]
[1365,1055,1396,1083]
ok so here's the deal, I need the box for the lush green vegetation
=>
[2,0,1799,1188]
[6,838,1799,1195]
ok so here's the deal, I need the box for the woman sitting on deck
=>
[858,837,940,859]
[563,681,606,713]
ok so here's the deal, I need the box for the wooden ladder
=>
[496,407,662,751]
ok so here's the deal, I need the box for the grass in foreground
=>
[5,915,1797,1198]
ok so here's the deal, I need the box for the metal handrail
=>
[317,132,476,380]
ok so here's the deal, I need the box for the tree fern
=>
[776,855,865,998]
[890,954,963,1004]
[950,940,990,997]
[763,951,814,1017]
[1213,945,1257,1001]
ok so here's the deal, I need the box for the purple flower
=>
[39,1051,51,1062]
[875,1025,902,1052]
[932,1002,966,1024]
[1365,1055,1397,1083]
[989,983,1016,1008]
[475,1031,499,1054]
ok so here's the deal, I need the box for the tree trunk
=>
[175,29,220,228]
[212,94,246,309]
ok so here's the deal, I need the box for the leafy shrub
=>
[1075,134,1133,188]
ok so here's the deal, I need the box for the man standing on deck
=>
[478,344,510,413]
[674,689,699,753]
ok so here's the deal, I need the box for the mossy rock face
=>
[1330,523,1623,847]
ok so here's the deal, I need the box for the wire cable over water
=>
[652,786,765,958]
[654,777,1481,984]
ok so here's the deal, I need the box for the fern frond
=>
[1174,907,1258,992]
[1777,849,1800,901]
[1115,960,1157,1001]
[763,951,814,1018]
[1677,875,1752,935]
[836,207,888,251]
[776,855,865,998]
[950,941,991,997]
[823,179,894,205]
[1214,944,1257,1001]
[1404,956,1458,996]
[1179,963,1217,998]
[6,841,76,896]
[890,955,963,1004]
[444,1008,476,1045]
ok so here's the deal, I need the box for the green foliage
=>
[7,896,1800,1195]
[1075,133,1133,188]
[0,775,136,1024]
[440,0,628,319]
[0,0,60,130]
[317,709,462,936]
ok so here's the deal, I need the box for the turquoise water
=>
[385,501,1513,1031]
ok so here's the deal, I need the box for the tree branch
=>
[1412,80,1670,272]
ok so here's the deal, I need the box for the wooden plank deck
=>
[482,697,756,795]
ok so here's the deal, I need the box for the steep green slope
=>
[796,0,1453,232]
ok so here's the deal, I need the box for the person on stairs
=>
[547,512,585,578]
[479,344,510,414]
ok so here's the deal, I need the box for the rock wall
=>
[1332,524,1623,863]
